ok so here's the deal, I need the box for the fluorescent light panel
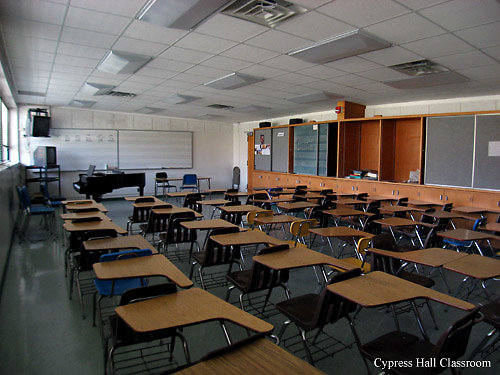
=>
[384,72,469,89]
[70,100,96,108]
[287,91,341,104]
[288,30,391,64]
[136,0,231,30]
[136,106,164,114]
[204,72,264,90]
[83,82,115,96]
[98,50,152,75]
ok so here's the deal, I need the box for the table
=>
[479,222,500,233]
[133,200,171,209]
[421,210,473,229]
[65,201,108,212]
[437,228,497,255]
[83,234,155,252]
[254,214,298,234]
[93,253,192,288]
[156,176,212,190]
[308,227,374,256]
[452,206,491,217]
[322,208,373,226]
[277,201,318,214]
[374,217,435,247]
[367,248,469,268]
[63,219,127,235]
[124,196,163,202]
[115,287,273,334]
[218,204,266,215]
[181,219,242,231]
[327,271,475,341]
[60,211,110,221]
[173,337,326,375]
[210,230,286,247]
[196,199,230,218]
[407,200,436,207]
[151,206,204,219]
[366,195,397,203]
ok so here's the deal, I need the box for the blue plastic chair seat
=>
[94,278,145,297]
[30,206,56,215]
[443,238,472,248]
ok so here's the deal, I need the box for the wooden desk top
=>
[196,199,230,206]
[323,208,373,217]
[225,191,251,197]
[133,201,170,208]
[366,195,397,202]
[437,228,497,241]
[328,192,358,198]
[173,337,325,375]
[180,219,243,231]
[277,201,319,211]
[156,177,182,182]
[93,254,192,288]
[327,271,475,311]
[63,199,95,205]
[422,211,472,220]
[253,245,356,271]
[374,217,435,228]
[333,198,369,206]
[151,206,203,218]
[167,192,204,198]
[115,288,273,333]
[252,196,295,204]
[60,211,110,221]
[83,234,155,252]
[254,214,298,225]
[210,230,286,247]
[481,223,500,232]
[63,220,127,234]
[407,200,436,206]
[452,206,491,214]
[380,206,424,213]
[218,204,266,214]
[124,196,163,202]
[201,189,227,194]
[443,254,500,280]
[65,202,108,212]
[308,227,374,238]
[367,248,469,268]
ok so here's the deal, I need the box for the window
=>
[1,99,8,162]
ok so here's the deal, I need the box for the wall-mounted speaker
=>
[289,118,303,124]
[259,122,271,128]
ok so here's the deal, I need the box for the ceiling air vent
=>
[106,91,137,98]
[389,59,449,76]
[207,104,234,109]
[222,0,307,28]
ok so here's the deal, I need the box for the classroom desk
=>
[322,208,373,226]
[210,230,286,247]
[327,192,358,198]
[173,337,326,375]
[366,195,397,203]
[406,200,436,207]
[225,191,252,198]
[60,211,110,221]
[196,199,230,218]
[151,206,204,219]
[133,200,171,209]
[294,192,324,200]
[277,201,318,214]
[83,234,155,252]
[156,176,212,190]
[452,206,491,216]
[115,287,273,334]
[437,228,498,255]
[181,219,243,231]
[62,199,94,205]
[65,201,108,212]
[124,196,163,202]
[93,254,192,288]
[308,227,374,256]
[254,214,298,234]
[218,204,266,215]
[327,271,475,341]
[379,205,424,219]
[374,217,435,247]
[421,210,473,229]
[252,195,295,204]
[367,248,469,268]
[480,222,500,233]
[63,219,127,235]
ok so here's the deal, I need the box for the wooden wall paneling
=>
[418,185,445,204]
[394,118,424,183]
[372,182,398,198]
[471,191,500,210]
[443,188,473,207]
[339,121,361,177]
[288,126,294,173]
[380,119,396,182]
[359,120,381,173]
[393,184,420,201]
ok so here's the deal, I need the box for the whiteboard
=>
[29,128,118,171]
[118,130,193,169]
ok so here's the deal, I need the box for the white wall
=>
[232,95,500,189]
[19,106,234,199]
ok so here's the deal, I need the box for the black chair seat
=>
[482,303,500,327]
[275,294,320,331]
[399,271,435,288]
[226,270,252,291]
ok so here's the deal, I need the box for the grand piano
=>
[73,168,145,202]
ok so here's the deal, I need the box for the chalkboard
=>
[118,130,192,169]
[29,128,118,171]
[294,124,318,175]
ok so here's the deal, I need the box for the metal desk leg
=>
[411,300,430,342]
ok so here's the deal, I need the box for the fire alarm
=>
[335,106,342,114]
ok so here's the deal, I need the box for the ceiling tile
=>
[0,16,61,39]
[401,33,474,58]
[157,47,213,64]
[273,73,318,85]
[60,27,116,48]
[54,54,99,68]
[65,7,130,35]
[200,55,252,71]
[245,29,312,53]
[454,22,500,49]
[184,65,232,79]
[113,37,167,56]
[276,11,355,41]
[330,74,375,86]
[221,44,279,63]
[317,0,410,28]
[69,0,146,17]
[357,67,410,81]
[195,13,268,42]
[288,0,332,9]
[261,55,316,72]
[174,32,238,54]
[3,33,58,52]
[396,0,450,10]
[123,20,188,44]
[457,64,500,84]
[239,64,291,78]
[482,46,500,60]
[364,13,446,44]
[9,47,55,62]
[419,0,500,31]
[359,46,423,66]
[56,42,108,60]
[325,56,382,73]
[0,0,67,25]
[147,58,194,72]
[134,66,177,79]
[297,65,347,79]
[433,50,497,70]
[51,64,93,75]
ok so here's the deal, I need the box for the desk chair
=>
[442,217,486,252]
[468,303,500,362]
[108,283,190,375]
[16,185,56,242]
[276,268,364,366]
[139,205,172,245]
[189,227,242,290]
[155,172,177,197]
[180,173,198,191]
[183,192,202,213]
[159,211,199,260]
[40,181,66,208]
[126,197,155,234]
[360,307,480,375]
[226,244,291,314]
[442,203,453,212]
[224,188,239,202]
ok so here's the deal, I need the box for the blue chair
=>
[180,173,198,191]
[16,185,56,241]
[442,217,486,253]
[93,249,153,327]
[40,182,65,208]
